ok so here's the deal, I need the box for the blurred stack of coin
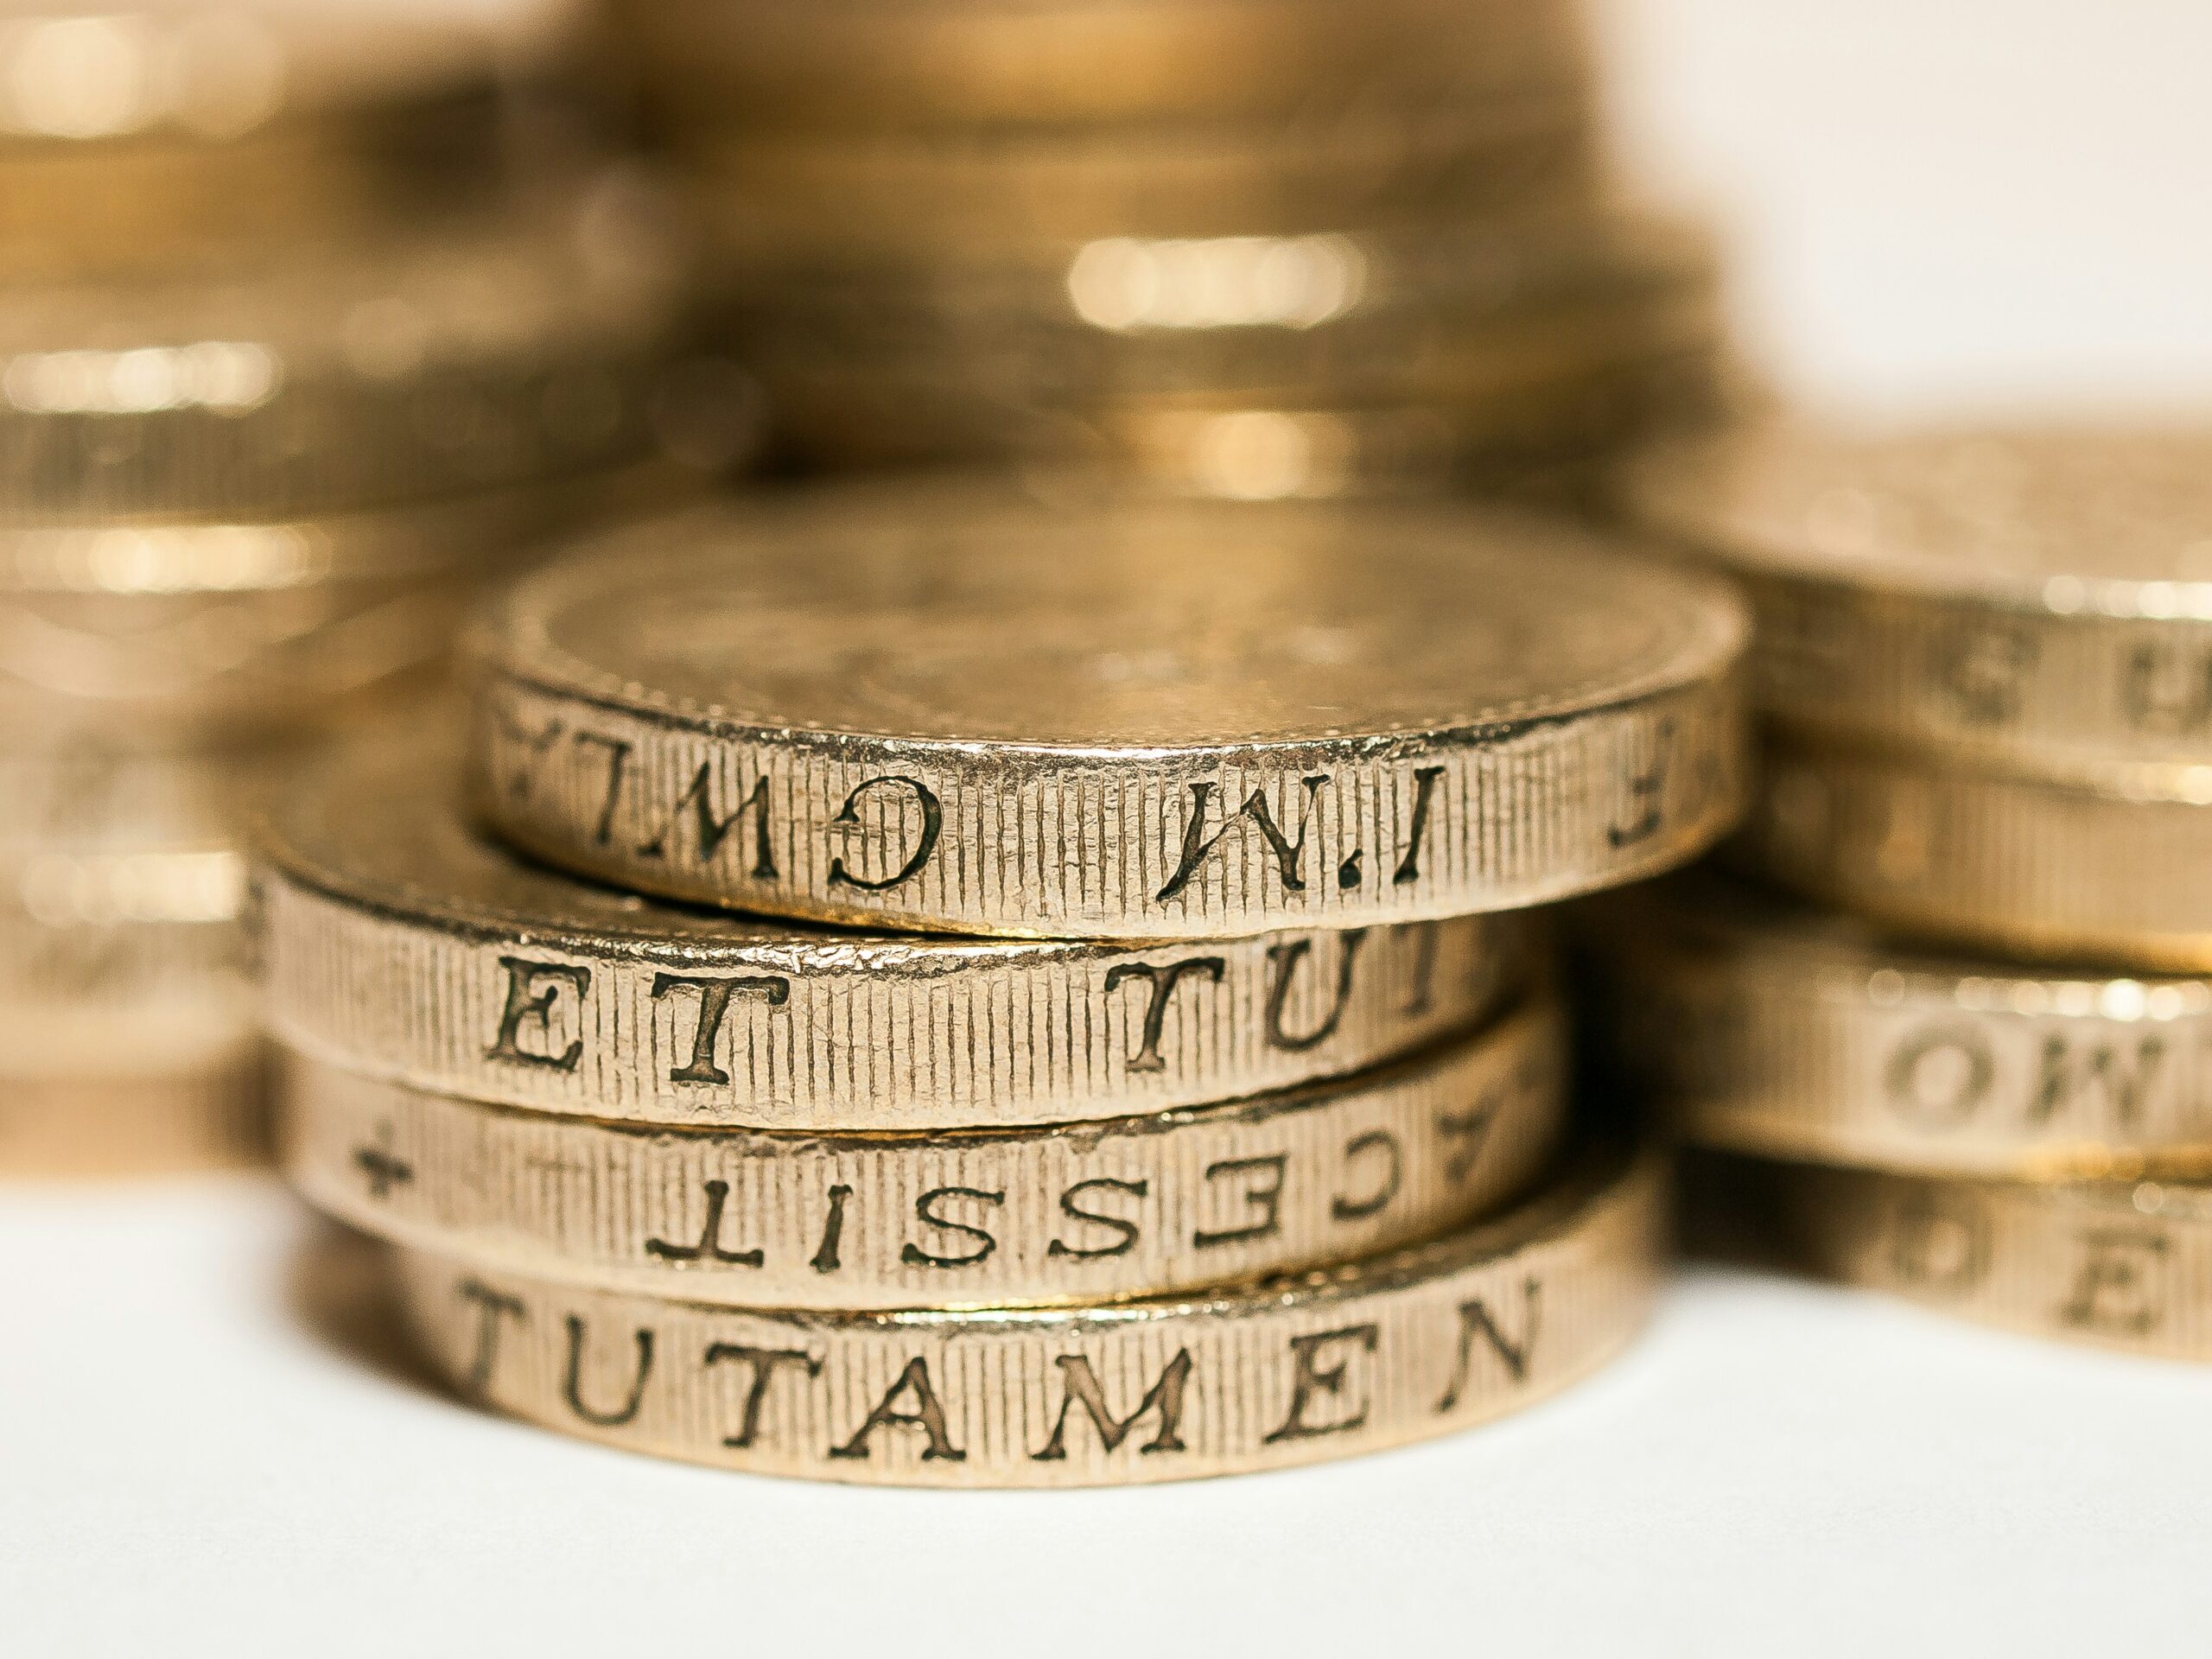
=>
[0,0,758,1174]
[1587,419,2212,1362]
[257,483,1751,1483]
[606,0,1726,500]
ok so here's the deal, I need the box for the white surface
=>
[5,1177,2211,1656]
[1596,0,2212,416]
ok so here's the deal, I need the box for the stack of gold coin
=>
[0,1,760,1174]
[257,483,1751,1483]
[607,0,1725,499]
[1589,419,2212,1362]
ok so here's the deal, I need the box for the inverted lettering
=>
[1399,921,1442,1018]
[650,972,791,1087]
[1607,719,1675,849]
[829,1357,964,1461]
[1103,957,1226,1072]
[1263,1324,1378,1444]
[1330,1130,1402,1223]
[1047,1178,1148,1261]
[901,1187,1005,1269]
[2122,642,2212,736]
[810,1183,853,1274]
[489,707,564,804]
[1392,766,1447,886]
[645,1179,765,1268]
[1156,777,1326,903]
[486,957,593,1072]
[573,730,632,846]
[703,1344,822,1449]
[562,1315,654,1427]
[1885,1189,1990,1295]
[826,775,942,892]
[1033,1351,1193,1460]
[1435,1103,1497,1185]
[1193,1154,1287,1249]
[1931,620,2037,727]
[1263,930,1366,1052]
[636,764,778,877]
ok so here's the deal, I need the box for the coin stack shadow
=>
[256,483,1751,1484]
[607,0,1726,500]
[1587,418,2212,1363]
[0,4,753,1175]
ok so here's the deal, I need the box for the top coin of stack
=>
[611,0,1725,497]
[262,483,1751,1484]
[1587,419,2212,1365]
[0,1,750,1173]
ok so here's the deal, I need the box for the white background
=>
[11,3,2212,1653]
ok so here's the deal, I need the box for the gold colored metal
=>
[282,995,1566,1310]
[388,1135,1663,1486]
[626,0,1592,131]
[1628,421,2212,772]
[467,486,1751,938]
[0,185,688,520]
[0,463,722,744]
[1744,1154,2212,1363]
[0,4,566,276]
[686,99,1598,272]
[1586,873,2212,1179]
[1741,734,2212,971]
[257,741,1531,1128]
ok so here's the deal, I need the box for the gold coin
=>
[1585,873,2212,1179]
[387,1135,1662,1486]
[0,3,567,276]
[257,738,1531,1128]
[1738,1154,2212,1363]
[1742,734,2212,971]
[685,99,1598,271]
[282,995,1566,1311]
[468,486,1751,938]
[626,0,1591,132]
[0,463,724,745]
[0,183,689,520]
[1627,421,2212,772]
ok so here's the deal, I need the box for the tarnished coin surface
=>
[1742,735,2212,971]
[1739,1154,2212,1363]
[1585,873,2212,1178]
[257,741,1530,1127]
[281,996,1565,1309]
[1629,421,2212,772]
[389,1135,1662,1487]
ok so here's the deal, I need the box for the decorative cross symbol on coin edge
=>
[353,1124,414,1200]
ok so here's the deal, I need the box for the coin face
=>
[1629,421,2212,769]
[471,486,1750,934]
[257,739,1529,1125]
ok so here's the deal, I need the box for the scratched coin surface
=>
[1742,734,2212,971]
[470,486,1750,938]
[1628,421,2212,771]
[631,0,1590,131]
[281,995,1565,1310]
[1732,1154,2212,1363]
[1584,873,2212,1179]
[257,741,1529,1128]
[389,1135,1662,1486]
